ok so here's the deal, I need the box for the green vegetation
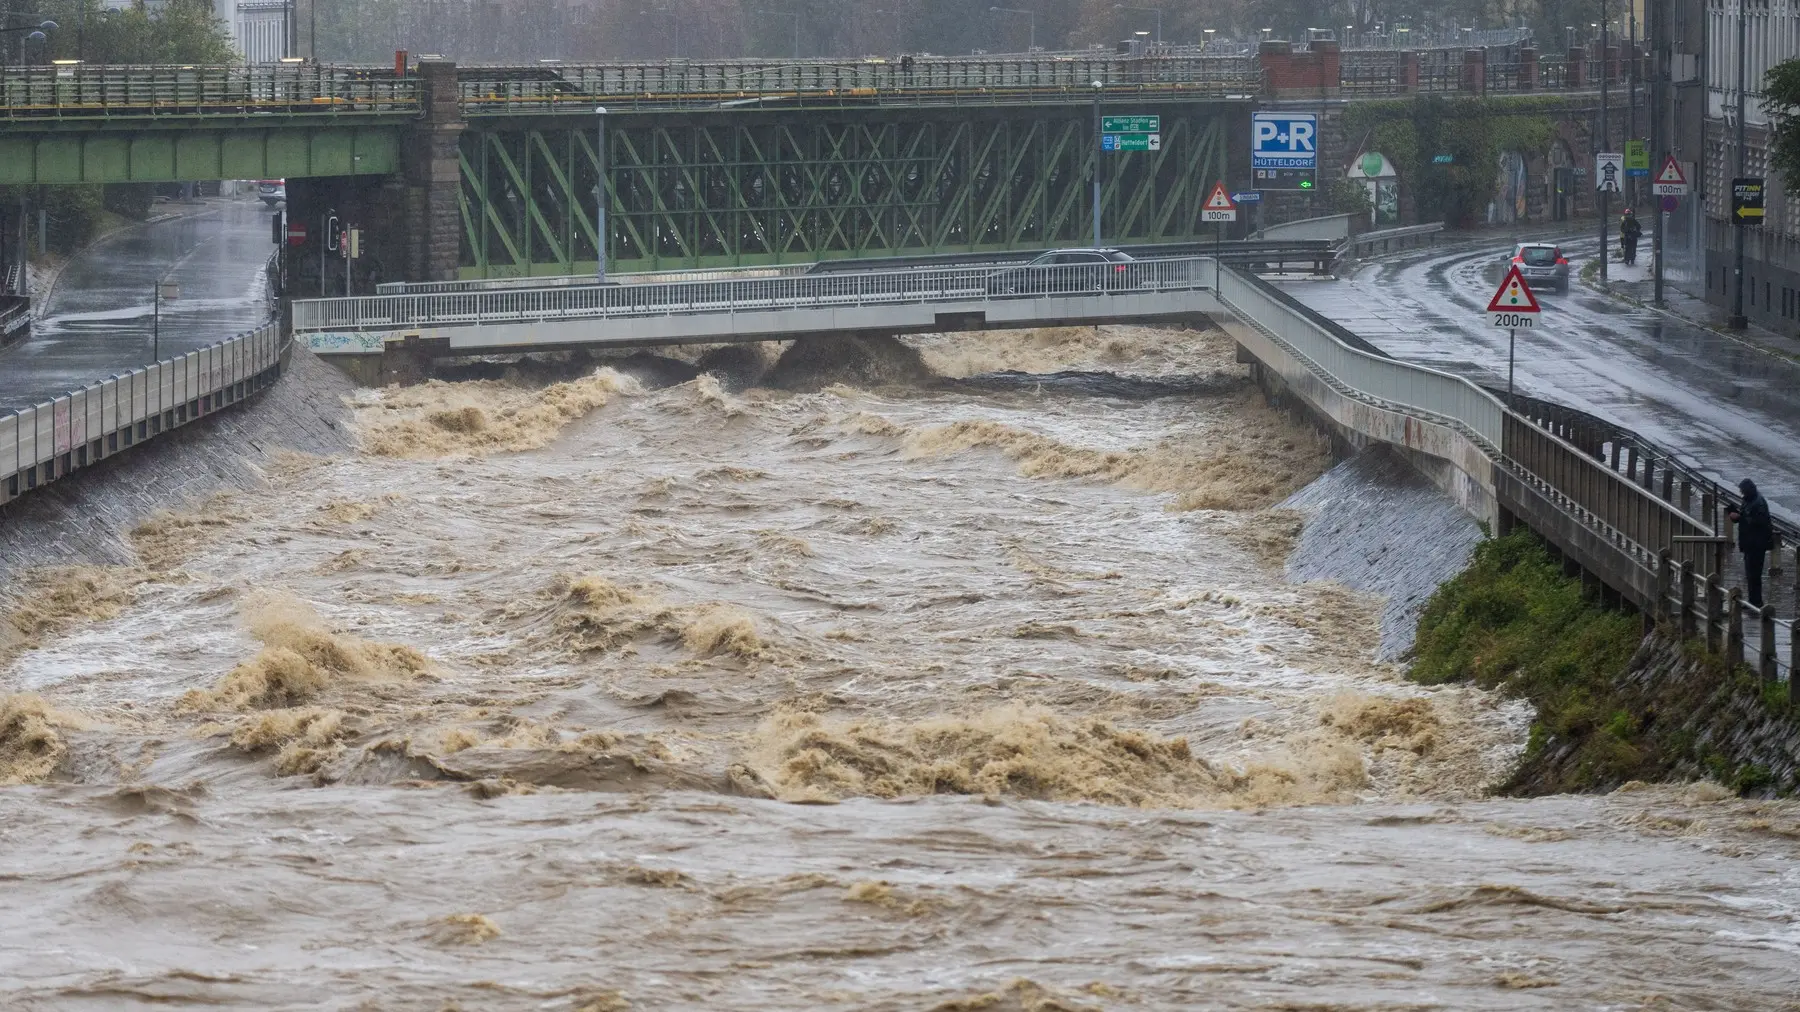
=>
[1767,58,1800,197]
[0,1,233,254]
[1410,529,1798,794]
[1342,97,1561,227]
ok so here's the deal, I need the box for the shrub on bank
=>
[1409,529,1799,794]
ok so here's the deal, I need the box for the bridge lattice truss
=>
[464,109,1231,275]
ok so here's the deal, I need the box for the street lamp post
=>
[1112,5,1161,45]
[1598,0,1609,287]
[751,9,801,59]
[0,20,57,65]
[595,106,608,284]
[1091,79,1103,247]
[988,6,1036,52]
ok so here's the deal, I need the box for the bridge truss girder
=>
[459,103,1240,277]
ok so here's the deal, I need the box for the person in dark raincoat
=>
[1619,209,1643,266]
[1726,479,1774,608]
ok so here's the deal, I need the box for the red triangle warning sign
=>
[1204,183,1235,210]
[1486,265,1541,313]
[1654,156,1687,186]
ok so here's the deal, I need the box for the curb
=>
[1579,272,1800,366]
[33,207,203,319]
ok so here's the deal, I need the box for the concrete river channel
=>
[0,218,1795,1007]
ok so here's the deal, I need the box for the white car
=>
[257,179,286,206]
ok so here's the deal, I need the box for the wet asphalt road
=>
[1277,237,1800,524]
[0,199,276,413]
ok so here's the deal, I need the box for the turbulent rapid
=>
[1,324,1796,1008]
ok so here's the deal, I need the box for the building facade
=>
[1691,0,1800,328]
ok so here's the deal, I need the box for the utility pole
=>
[1599,0,1610,287]
[1651,0,1667,305]
[1730,0,1748,328]
[1627,2,1637,211]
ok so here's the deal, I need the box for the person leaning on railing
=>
[1726,479,1775,608]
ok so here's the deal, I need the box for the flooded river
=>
[2,326,1796,1008]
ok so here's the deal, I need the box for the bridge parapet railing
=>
[294,256,1217,332]
[0,64,419,120]
[457,55,1260,112]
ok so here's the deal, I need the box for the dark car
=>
[1505,242,1569,293]
[986,248,1140,295]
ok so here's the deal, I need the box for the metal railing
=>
[1346,223,1444,258]
[0,64,419,121]
[1,320,288,507]
[1216,262,1793,687]
[1216,266,1505,449]
[294,256,1218,332]
[456,54,1261,112]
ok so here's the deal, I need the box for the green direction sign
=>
[1624,139,1649,176]
[1102,115,1160,134]
[1102,133,1160,152]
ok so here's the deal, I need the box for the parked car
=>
[257,179,286,206]
[1505,242,1569,293]
[985,248,1141,295]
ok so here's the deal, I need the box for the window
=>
[1522,246,1559,266]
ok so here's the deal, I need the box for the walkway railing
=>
[0,321,288,507]
[1214,265,1792,686]
[457,54,1261,113]
[0,65,419,121]
[293,256,1217,333]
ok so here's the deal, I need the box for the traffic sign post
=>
[1201,182,1237,223]
[1252,112,1317,191]
[1652,156,1689,196]
[1595,153,1623,193]
[1486,265,1542,396]
[1101,115,1159,153]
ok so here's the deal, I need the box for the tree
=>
[1766,58,1800,197]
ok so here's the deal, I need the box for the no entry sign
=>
[286,222,309,247]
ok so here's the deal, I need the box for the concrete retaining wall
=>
[0,347,356,584]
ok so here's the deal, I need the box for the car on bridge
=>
[1504,242,1569,293]
[985,248,1141,295]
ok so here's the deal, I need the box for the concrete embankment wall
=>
[0,348,355,584]
[1281,446,1485,661]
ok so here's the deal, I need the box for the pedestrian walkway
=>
[1591,257,1800,364]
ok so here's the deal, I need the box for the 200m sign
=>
[1489,311,1537,329]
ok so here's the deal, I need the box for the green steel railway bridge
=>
[0,42,1614,282]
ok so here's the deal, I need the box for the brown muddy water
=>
[2,326,1797,1009]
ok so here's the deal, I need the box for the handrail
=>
[0,64,419,121]
[293,256,1219,333]
[1,316,287,507]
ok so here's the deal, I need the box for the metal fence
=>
[0,321,288,507]
[1217,262,1792,687]
[293,256,1218,332]
[0,65,419,121]
[456,54,1261,113]
[1216,266,1505,449]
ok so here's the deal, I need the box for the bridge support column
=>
[400,60,466,282]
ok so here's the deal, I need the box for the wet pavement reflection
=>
[1278,237,1800,523]
[0,199,277,413]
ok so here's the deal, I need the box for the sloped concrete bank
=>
[0,348,355,584]
[1280,446,1486,661]
[1504,631,1800,796]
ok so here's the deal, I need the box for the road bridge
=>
[0,43,1620,287]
